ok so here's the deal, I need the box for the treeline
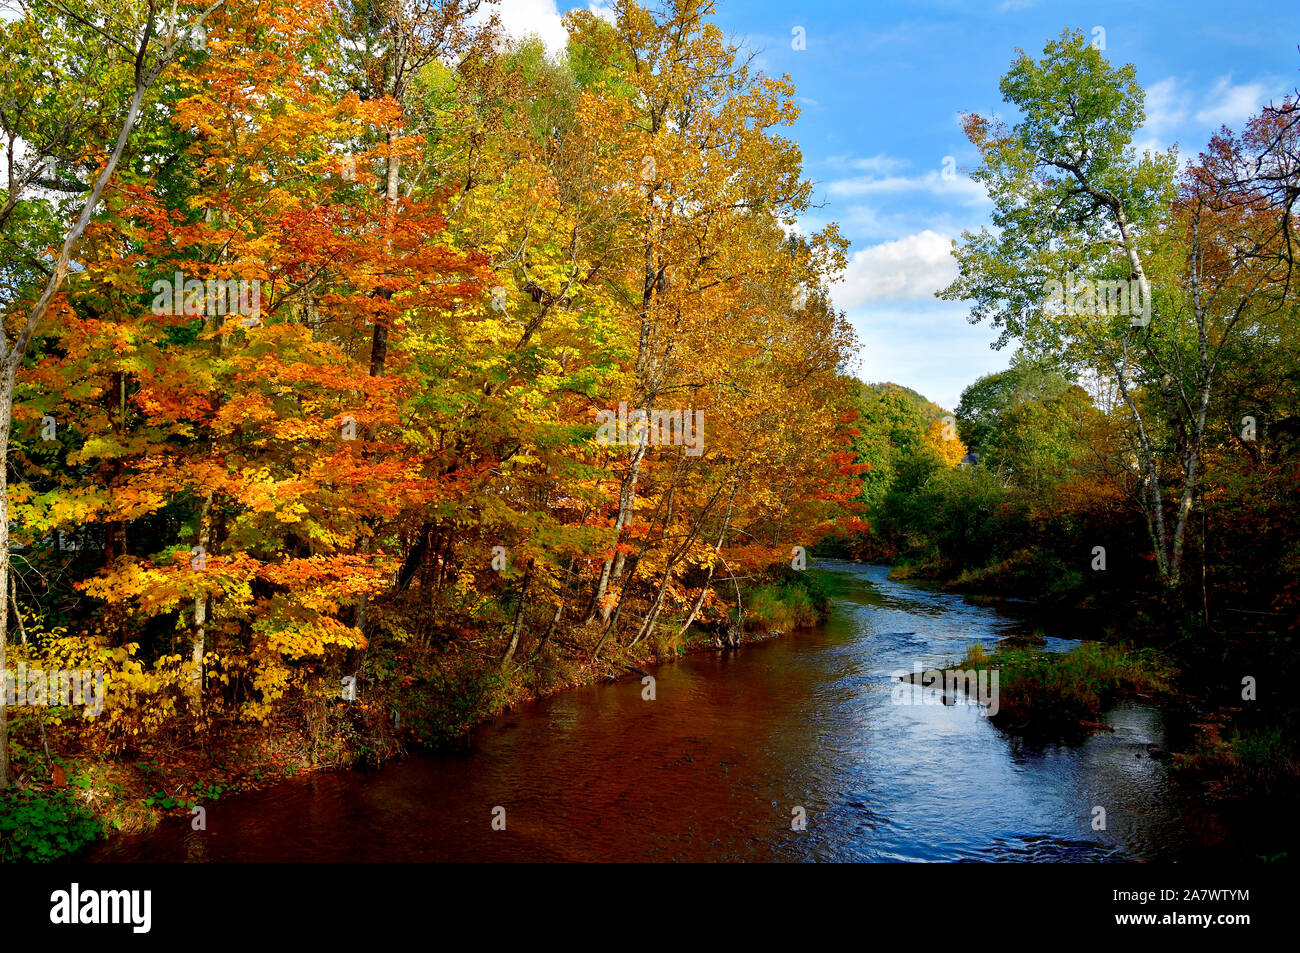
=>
[832,349,1300,824]
[0,0,863,805]
[833,33,1300,639]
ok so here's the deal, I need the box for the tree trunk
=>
[628,483,681,648]
[1168,304,1217,590]
[586,166,663,623]
[679,481,736,636]
[500,560,533,669]
[630,466,724,648]
[0,387,11,789]
[191,488,213,691]
[585,421,649,624]
[355,127,403,638]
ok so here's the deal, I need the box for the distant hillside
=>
[855,380,951,423]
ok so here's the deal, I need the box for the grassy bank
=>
[885,552,1097,609]
[743,569,832,635]
[1171,719,1300,811]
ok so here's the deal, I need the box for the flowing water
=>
[91,561,1232,862]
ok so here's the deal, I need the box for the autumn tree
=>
[0,0,226,789]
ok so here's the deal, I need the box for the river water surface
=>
[91,561,1230,862]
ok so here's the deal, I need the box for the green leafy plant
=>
[0,790,102,862]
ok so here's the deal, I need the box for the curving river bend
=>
[91,561,1231,862]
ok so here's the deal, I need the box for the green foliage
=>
[848,380,949,510]
[955,358,1091,489]
[859,381,949,425]
[401,661,500,750]
[877,464,1014,566]
[1176,726,1300,802]
[0,790,103,862]
[938,29,1177,352]
[1231,728,1297,793]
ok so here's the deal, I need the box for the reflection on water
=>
[91,562,1230,862]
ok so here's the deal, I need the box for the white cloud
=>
[476,0,569,57]
[1143,77,1188,131]
[1195,75,1270,127]
[833,230,958,311]
[827,168,989,205]
[1142,73,1273,139]
[826,153,911,175]
[474,1,617,57]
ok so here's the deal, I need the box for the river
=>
[90,561,1231,862]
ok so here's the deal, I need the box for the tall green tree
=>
[938,29,1283,598]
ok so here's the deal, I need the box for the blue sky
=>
[488,0,1300,410]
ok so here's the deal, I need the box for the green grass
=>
[956,640,1175,733]
[744,571,831,634]
[1175,726,1300,801]
[947,548,1085,599]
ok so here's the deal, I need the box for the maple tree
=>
[0,0,228,788]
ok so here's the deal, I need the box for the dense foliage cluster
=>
[0,0,863,791]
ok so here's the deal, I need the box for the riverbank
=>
[1,569,833,861]
[85,562,1240,862]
